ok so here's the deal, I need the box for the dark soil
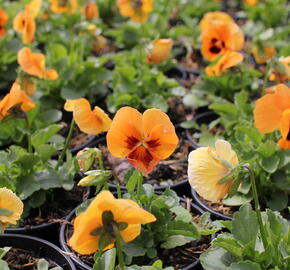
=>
[4,248,58,270]
[199,195,237,217]
[19,185,89,227]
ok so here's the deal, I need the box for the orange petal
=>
[279,109,290,140]
[128,145,160,175]
[106,107,143,158]
[64,100,76,112]
[45,69,58,80]
[120,224,141,242]
[254,92,284,134]
[200,11,234,32]
[72,99,112,135]
[142,108,178,160]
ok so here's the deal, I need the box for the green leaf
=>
[256,141,277,157]
[37,258,49,270]
[200,246,236,270]
[0,260,9,270]
[267,191,288,211]
[161,235,193,249]
[31,124,63,149]
[213,234,243,258]
[232,204,258,248]
[228,261,261,270]
[259,156,280,173]
[126,170,142,193]
[123,243,146,257]
[93,248,116,270]
[170,206,192,223]
[0,208,13,216]
[41,109,62,123]
[210,103,238,116]
[0,247,11,259]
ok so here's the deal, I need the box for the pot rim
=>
[0,233,76,270]
[191,188,232,220]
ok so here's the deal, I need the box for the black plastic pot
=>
[6,184,91,245]
[0,234,76,270]
[191,189,232,220]
[59,197,214,270]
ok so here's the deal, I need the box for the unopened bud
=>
[76,147,101,172]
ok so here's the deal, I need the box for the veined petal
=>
[188,145,235,201]
[214,139,239,166]
[142,108,178,160]
[107,107,143,158]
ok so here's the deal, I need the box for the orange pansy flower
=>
[0,8,8,37]
[69,190,156,255]
[106,107,179,175]
[146,39,173,64]
[269,56,290,83]
[201,21,244,61]
[84,1,99,20]
[93,35,107,52]
[117,0,152,23]
[205,50,244,76]
[13,10,36,44]
[199,11,234,32]
[0,82,35,120]
[254,84,290,149]
[17,47,58,80]
[251,46,276,64]
[25,0,42,18]
[50,0,78,14]
[64,98,112,135]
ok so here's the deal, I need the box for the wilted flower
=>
[18,47,58,80]
[254,84,290,149]
[69,190,156,254]
[13,10,36,44]
[117,0,152,23]
[146,39,173,64]
[106,107,178,175]
[199,11,234,32]
[0,188,24,229]
[188,139,239,201]
[84,1,99,20]
[18,76,37,96]
[201,21,244,61]
[251,46,276,64]
[50,0,78,14]
[269,56,290,83]
[206,50,244,76]
[0,82,35,120]
[64,98,112,135]
[0,8,8,37]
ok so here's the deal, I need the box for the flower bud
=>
[78,170,112,187]
[76,147,101,172]
[146,39,173,64]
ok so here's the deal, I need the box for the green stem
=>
[136,172,143,201]
[244,164,268,248]
[25,116,32,153]
[113,174,122,199]
[55,120,75,170]
[113,225,125,270]
[262,60,273,96]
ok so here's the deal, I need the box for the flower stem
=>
[55,120,75,170]
[113,224,125,270]
[262,60,273,96]
[244,164,268,248]
[136,172,143,201]
[25,116,32,153]
[113,174,122,198]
